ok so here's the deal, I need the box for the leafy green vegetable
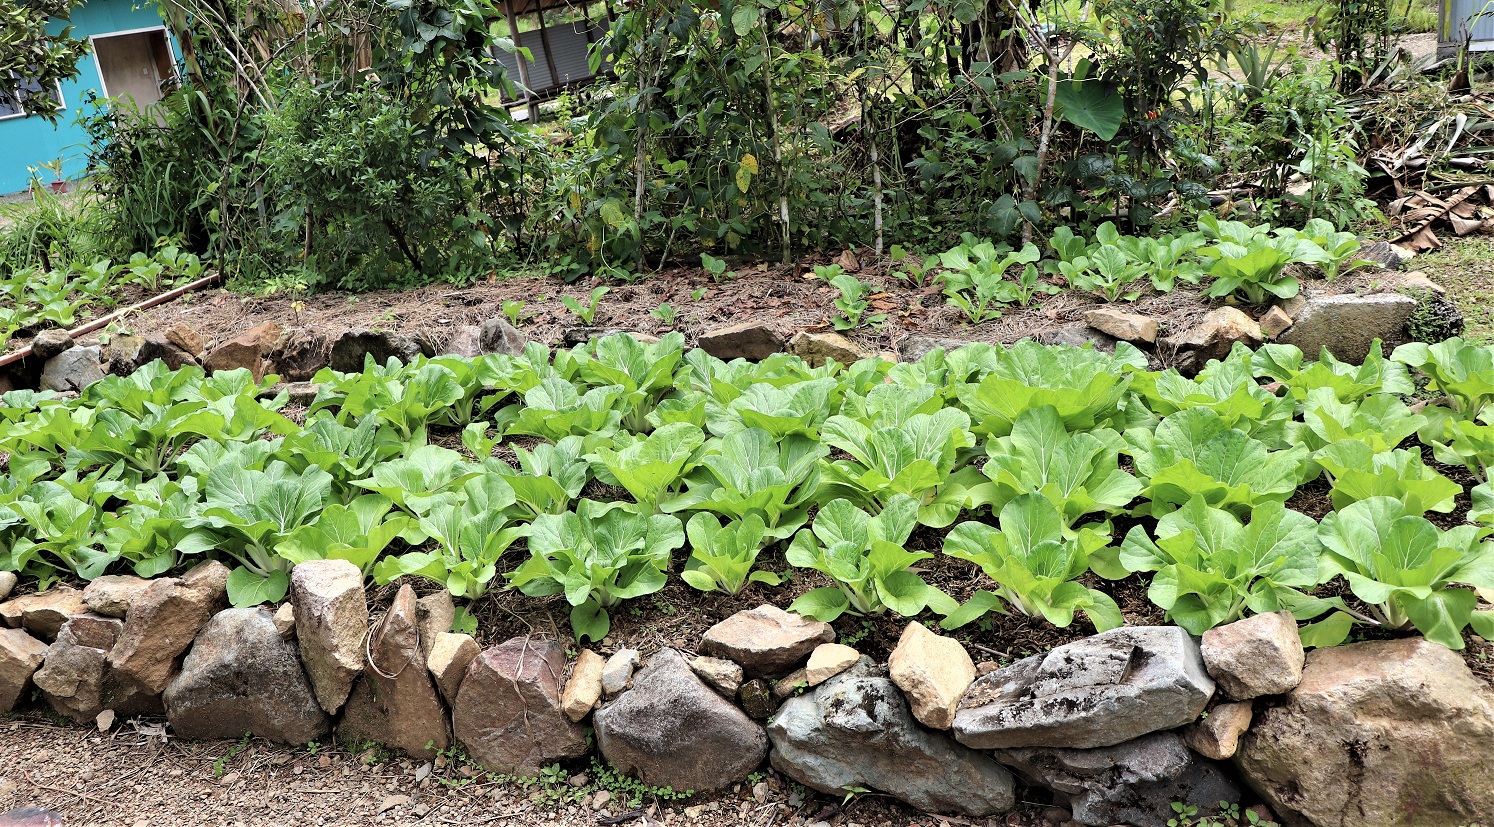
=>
[1252,341,1412,402]
[1128,408,1308,517]
[1315,443,1461,515]
[1392,338,1494,420]
[667,427,826,539]
[681,512,782,595]
[956,339,1148,438]
[1130,346,1294,443]
[373,475,525,599]
[592,422,706,513]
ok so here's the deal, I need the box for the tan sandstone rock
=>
[888,622,977,730]
[290,560,368,714]
[805,644,860,686]
[700,605,835,678]
[561,648,605,722]
[1183,701,1253,760]
[427,632,480,707]
[339,585,450,760]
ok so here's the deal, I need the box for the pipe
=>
[0,272,223,370]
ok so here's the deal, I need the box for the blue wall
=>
[0,0,174,194]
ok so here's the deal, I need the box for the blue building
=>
[1,0,178,194]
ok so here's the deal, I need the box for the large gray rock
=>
[108,561,228,695]
[1235,637,1494,827]
[163,607,329,745]
[699,605,835,678]
[478,318,527,356]
[338,585,449,759]
[0,628,48,712]
[1200,612,1304,700]
[768,660,1015,817]
[329,328,423,372]
[452,637,589,776]
[40,346,104,393]
[1034,325,1119,353]
[596,649,768,794]
[1277,293,1416,364]
[289,560,368,714]
[954,626,1214,750]
[997,732,1240,827]
[697,323,784,361]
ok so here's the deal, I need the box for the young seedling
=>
[561,286,610,325]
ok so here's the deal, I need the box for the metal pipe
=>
[0,272,223,370]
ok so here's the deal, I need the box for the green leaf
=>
[226,567,289,607]
[789,587,851,622]
[1054,77,1124,141]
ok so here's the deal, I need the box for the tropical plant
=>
[680,512,782,595]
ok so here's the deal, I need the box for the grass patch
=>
[1403,234,1494,344]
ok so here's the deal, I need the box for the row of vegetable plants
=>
[2,334,1493,651]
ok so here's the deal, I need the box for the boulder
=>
[1084,308,1159,344]
[697,323,785,361]
[787,331,868,368]
[1160,308,1261,373]
[0,628,48,712]
[561,648,605,722]
[29,329,74,361]
[40,345,104,393]
[451,638,589,776]
[1259,306,1293,340]
[768,661,1015,817]
[163,324,203,355]
[699,605,835,678]
[271,327,332,382]
[997,732,1240,827]
[163,607,328,745]
[595,649,768,794]
[329,329,423,372]
[443,326,483,358]
[108,561,229,695]
[136,333,198,371]
[954,626,1214,750]
[290,560,368,714]
[338,585,450,759]
[897,334,972,362]
[0,573,13,602]
[888,621,976,730]
[1276,293,1417,364]
[427,632,480,707]
[1034,325,1118,353]
[805,643,859,686]
[1235,638,1494,827]
[202,322,284,380]
[82,575,151,619]
[33,622,114,723]
[415,591,455,654]
[689,656,743,697]
[1200,612,1304,700]
[1183,701,1253,761]
[601,648,639,698]
[101,334,144,375]
[10,587,86,642]
[478,318,527,356]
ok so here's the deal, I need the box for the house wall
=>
[0,0,175,195]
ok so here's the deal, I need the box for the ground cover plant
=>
[3,335,1494,654]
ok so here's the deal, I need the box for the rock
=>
[202,321,283,380]
[1182,701,1253,760]
[82,575,151,619]
[888,622,976,731]
[1235,637,1494,827]
[338,585,450,759]
[136,332,199,371]
[40,345,104,393]
[290,560,368,714]
[769,661,1016,817]
[805,643,859,686]
[700,605,835,678]
[1033,325,1118,352]
[108,561,229,695]
[443,326,482,358]
[478,318,527,356]
[1276,293,1417,364]
[601,648,639,697]
[428,633,480,707]
[774,666,811,700]
[164,323,203,355]
[329,328,423,372]
[273,603,296,639]
[1199,612,1304,700]
[1259,306,1293,339]
[697,323,785,361]
[595,649,768,794]
[1356,240,1407,271]
[61,614,122,651]
[562,328,660,346]
[1084,308,1159,344]
[451,637,589,776]
[33,622,114,723]
[997,732,1239,827]
[897,334,972,362]
[415,591,454,654]
[29,329,74,361]
[0,573,12,602]
[1386,269,1445,295]
[689,656,743,696]
[163,607,329,744]
[0,628,48,712]
[1403,285,1466,345]
[100,333,144,375]
[787,331,868,368]
[1161,308,1261,372]
[739,679,776,719]
[562,648,605,722]
[271,327,331,382]
[0,808,65,827]
[954,626,1214,750]
[11,587,86,642]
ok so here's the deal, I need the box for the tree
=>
[0,0,89,123]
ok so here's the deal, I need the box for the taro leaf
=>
[1054,77,1123,141]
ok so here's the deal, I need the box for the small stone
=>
[0,627,49,712]
[164,323,204,355]
[273,604,296,640]
[888,622,976,731]
[700,605,835,678]
[1160,307,1261,373]
[1084,308,1158,344]
[976,661,999,675]
[415,592,455,653]
[1182,701,1253,760]
[427,632,481,707]
[1389,270,1445,294]
[805,644,859,686]
[897,335,971,362]
[451,637,589,776]
[562,327,660,346]
[561,649,606,722]
[271,327,331,382]
[40,345,104,392]
[136,333,199,371]
[14,587,87,642]
[0,573,14,602]
[29,329,74,361]
[1199,611,1304,700]
[477,318,527,356]
[591,790,612,810]
[443,326,482,358]
[738,679,776,720]
[773,667,810,700]
[202,322,284,381]
[787,331,869,368]
[1355,240,1406,271]
[1033,325,1118,352]
[1259,306,1293,339]
[689,656,744,696]
[697,323,785,361]
[601,648,639,697]
[290,560,368,714]
[329,328,423,372]
[339,585,451,759]
[378,795,411,814]
[82,576,151,619]
[0,808,66,827]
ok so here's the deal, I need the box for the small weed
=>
[213,732,253,778]
[561,286,610,325]
[1167,801,1279,827]
[649,302,678,327]
[503,299,529,327]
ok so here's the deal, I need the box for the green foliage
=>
[562,287,611,326]
[0,0,89,123]
[681,512,782,595]
[1128,408,1309,517]
[828,273,886,331]
[938,237,1048,323]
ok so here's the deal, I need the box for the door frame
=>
[89,26,177,101]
